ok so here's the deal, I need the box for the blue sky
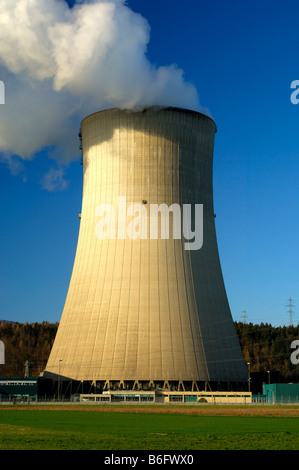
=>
[1,0,299,326]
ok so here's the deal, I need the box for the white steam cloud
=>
[0,0,204,187]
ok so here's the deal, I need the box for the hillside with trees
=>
[0,322,58,378]
[0,321,298,382]
[235,322,299,382]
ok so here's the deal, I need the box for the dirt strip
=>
[0,405,298,417]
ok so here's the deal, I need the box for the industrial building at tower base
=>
[44,106,248,392]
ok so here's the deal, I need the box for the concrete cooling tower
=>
[44,106,248,391]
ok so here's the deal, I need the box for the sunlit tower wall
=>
[44,107,248,390]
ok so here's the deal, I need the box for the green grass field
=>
[0,406,298,450]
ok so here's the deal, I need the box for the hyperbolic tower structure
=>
[45,107,248,390]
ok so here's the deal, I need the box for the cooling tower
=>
[44,106,248,390]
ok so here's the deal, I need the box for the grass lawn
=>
[0,406,298,450]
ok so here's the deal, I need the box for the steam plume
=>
[0,0,204,185]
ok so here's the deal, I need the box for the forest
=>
[0,321,58,378]
[0,320,298,383]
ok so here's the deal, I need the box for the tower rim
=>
[80,105,216,129]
